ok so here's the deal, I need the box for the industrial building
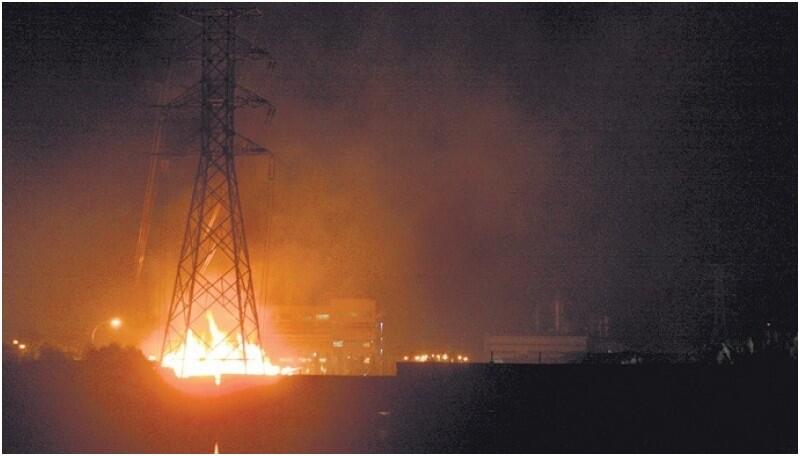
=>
[262,298,382,375]
[485,334,589,364]
[485,296,589,364]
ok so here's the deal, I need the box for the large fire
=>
[160,311,296,384]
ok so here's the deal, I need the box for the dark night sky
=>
[3,3,797,355]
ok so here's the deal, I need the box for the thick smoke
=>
[4,4,795,355]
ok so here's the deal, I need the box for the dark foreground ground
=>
[3,349,797,453]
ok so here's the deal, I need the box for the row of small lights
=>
[402,353,469,363]
[11,339,27,350]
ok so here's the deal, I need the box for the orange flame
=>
[161,311,297,384]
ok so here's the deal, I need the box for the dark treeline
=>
[3,345,797,453]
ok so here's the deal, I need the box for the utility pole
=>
[708,218,730,344]
[158,7,276,373]
[134,54,173,282]
[554,292,561,335]
[710,263,729,343]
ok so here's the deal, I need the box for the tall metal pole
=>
[160,8,273,373]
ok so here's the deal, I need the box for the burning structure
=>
[157,7,289,383]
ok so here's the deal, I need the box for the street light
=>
[91,318,123,345]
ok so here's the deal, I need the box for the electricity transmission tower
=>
[158,7,275,370]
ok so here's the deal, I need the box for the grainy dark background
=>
[3,4,796,355]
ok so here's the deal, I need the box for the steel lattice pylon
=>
[159,8,274,373]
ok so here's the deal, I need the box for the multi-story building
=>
[262,298,381,375]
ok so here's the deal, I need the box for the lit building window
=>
[315,313,330,320]
[332,340,344,348]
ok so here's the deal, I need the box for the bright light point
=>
[110,318,122,329]
[12,339,18,345]
[18,344,27,350]
[147,354,157,362]
[403,356,409,361]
